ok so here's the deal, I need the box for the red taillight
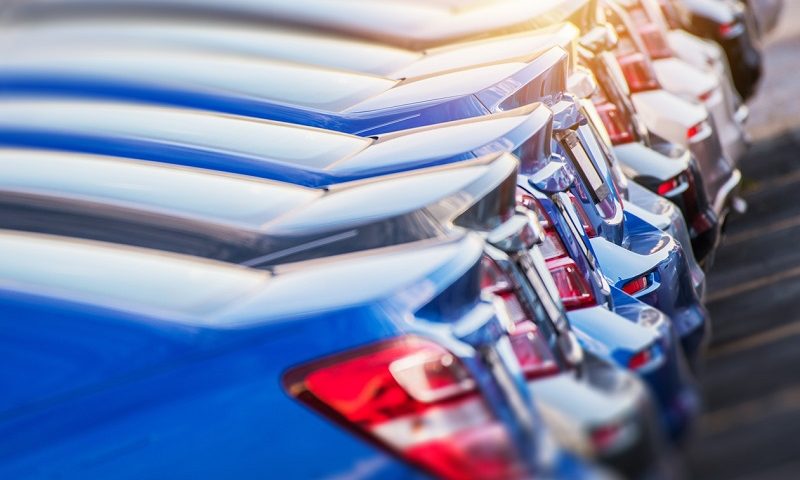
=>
[508,319,561,380]
[616,52,661,92]
[285,336,528,480]
[628,342,663,371]
[627,347,654,370]
[686,121,707,140]
[656,176,681,196]
[517,191,568,260]
[481,255,562,380]
[545,256,596,310]
[516,191,597,309]
[567,194,598,238]
[698,89,715,102]
[627,6,672,59]
[593,100,635,145]
[637,23,672,59]
[719,21,740,38]
[621,275,649,295]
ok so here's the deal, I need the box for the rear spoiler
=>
[0,151,519,267]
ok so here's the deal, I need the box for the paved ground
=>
[686,2,800,478]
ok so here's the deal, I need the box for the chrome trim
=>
[713,168,742,215]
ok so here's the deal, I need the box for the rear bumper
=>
[590,216,710,364]
[713,167,743,216]
[604,291,701,440]
[531,357,662,478]
[624,187,707,298]
[704,89,748,164]
[687,128,738,216]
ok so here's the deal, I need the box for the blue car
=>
[0,42,709,365]
[0,142,665,475]
[0,97,694,442]
[1,0,705,287]
[0,228,613,479]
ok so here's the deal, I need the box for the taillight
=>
[508,320,561,380]
[621,275,649,295]
[517,191,568,260]
[567,194,598,238]
[719,21,741,39]
[658,0,683,29]
[627,5,672,59]
[698,89,715,102]
[545,257,596,310]
[627,343,662,370]
[656,175,682,196]
[517,191,599,310]
[593,99,636,145]
[637,23,672,59]
[686,121,708,140]
[516,191,599,310]
[482,255,561,380]
[285,336,528,480]
[616,51,661,92]
[628,348,653,370]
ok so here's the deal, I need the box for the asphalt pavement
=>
[686,2,800,478]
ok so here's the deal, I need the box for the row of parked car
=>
[0,0,782,478]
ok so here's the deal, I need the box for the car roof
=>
[0,19,579,80]
[0,229,485,326]
[0,145,520,265]
[0,98,550,185]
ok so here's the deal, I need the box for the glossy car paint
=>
[0,0,712,251]
[0,1,703,265]
[642,0,750,133]
[680,0,763,99]
[599,2,742,218]
[0,229,608,479]
[609,0,749,166]
[625,181,706,299]
[0,100,691,444]
[576,34,721,264]
[0,41,713,361]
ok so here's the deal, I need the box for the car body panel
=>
[0,95,706,357]
[0,146,522,266]
[625,182,706,297]
[0,230,507,479]
[680,0,763,99]
[0,5,700,262]
[0,98,693,440]
[631,89,738,216]
[651,56,747,164]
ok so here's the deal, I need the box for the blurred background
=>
[687,0,800,477]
